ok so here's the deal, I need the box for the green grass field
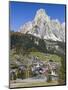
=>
[30,51,61,62]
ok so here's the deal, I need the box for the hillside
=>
[10,31,65,55]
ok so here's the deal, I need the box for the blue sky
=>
[9,1,66,32]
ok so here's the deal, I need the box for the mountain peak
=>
[34,8,50,22]
[20,8,65,42]
[36,8,47,16]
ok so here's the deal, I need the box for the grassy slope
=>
[30,52,61,62]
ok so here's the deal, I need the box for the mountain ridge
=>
[20,8,65,42]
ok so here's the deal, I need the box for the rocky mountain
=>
[20,9,65,42]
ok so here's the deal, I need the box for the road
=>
[10,78,58,88]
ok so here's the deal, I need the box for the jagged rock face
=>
[20,9,65,42]
[20,21,32,34]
